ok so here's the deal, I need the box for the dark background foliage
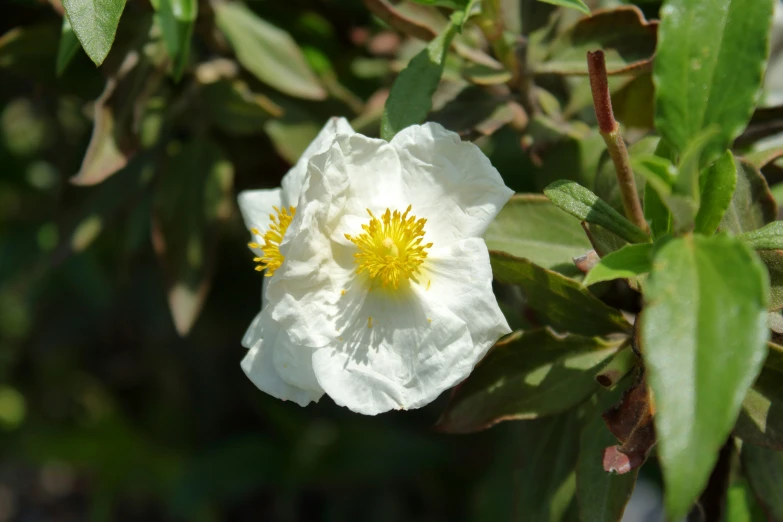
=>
[0,0,549,520]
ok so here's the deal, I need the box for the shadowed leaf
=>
[536,7,656,75]
[152,138,234,336]
[741,442,783,520]
[437,329,622,433]
[577,381,639,522]
[735,342,783,450]
[489,251,631,336]
[719,159,778,235]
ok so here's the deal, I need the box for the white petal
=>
[310,285,475,415]
[300,133,405,244]
[422,237,511,349]
[266,206,356,349]
[241,332,323,407]
[281,117,355,207]
[391,122,514,246]
[242,310,263,348]
[237,188,283,256]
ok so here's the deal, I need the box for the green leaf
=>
[513,414,580,521]
[644,183,671,238]
[59,153,154,256]
[157,0,197,81]
[56,16,81,76]
[644,138,676,238]
[535,0,589,15]
[490,252,631,337]
[744,146,783,170]
[61,0,127,66]
[719,159,778,235]
[214,2,325,100]
[724,481,767,522]
[756,250,783,311]
[483,194,592,277]
[583,223,628,257]
[576,385,639,522]
[653,0,775,162]
[736,342,783,451]
[200,79,283,135]
[741,443,783,521]
[633,155,697,234]
[380,15,458,140]
[437,329,622,433]
[583,243,653,286]
[153,138,234,336]
[536,6,656,75]
[595,135,657,215]
[694,150,737,235]
[641,235,769,520]
[71,43,167,186]
[739,222,783,250]
[543,181,650,244]
[408,0,468,9]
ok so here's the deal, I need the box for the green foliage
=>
[214,2,326,100]
[694,150,737,234]
[535,0,589,15]
[576,385,639,522]
[437,329,622,433]
[483,195,591,277]
[62,0,127,66]
[156,0,197,81]
[380,14,459,140]
[742,442,783,520]
[490,252,631,337]
[654,0,775,162]
[582,243,652,286]
[4,0,783,518]
[544,180,650,244]
[641,235,769,519]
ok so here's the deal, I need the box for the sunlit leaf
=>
[62,0,127,66]
[484,195,591,277]
[654,0,775,162]
[544,180,650,244]
[641,235,769,520]
[214,2,325,100]
[583,243,652,286]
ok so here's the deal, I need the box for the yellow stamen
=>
[249,206,295,276]
[345,205,432,289]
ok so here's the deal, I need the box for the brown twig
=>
[587,50,648,233]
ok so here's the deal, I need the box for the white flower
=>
[257,122,514,415]
[237,117,355,406]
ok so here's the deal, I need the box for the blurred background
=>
[0,0,736,518]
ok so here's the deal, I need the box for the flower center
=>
[345,205,433,289]
[249,206,295,277]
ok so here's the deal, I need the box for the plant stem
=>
[587,50,648,233]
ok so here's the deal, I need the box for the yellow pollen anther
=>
[368,317,373,328]
[345,205,432,289]
[249,206,295,276]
